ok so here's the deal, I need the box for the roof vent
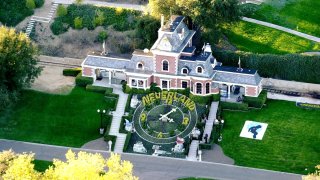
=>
[143,48,149,53]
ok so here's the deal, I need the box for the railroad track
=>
[38,60,80,68]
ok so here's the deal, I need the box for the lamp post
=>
[218,120,224,142]
[97,109,106,135]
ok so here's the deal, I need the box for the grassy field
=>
[0,87,116,147]
[248,0,320,37]
[223,21,320,54]
[220,100,320,174]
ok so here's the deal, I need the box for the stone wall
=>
[262,78,320,93]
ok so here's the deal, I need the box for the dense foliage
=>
[51,4,141,35]
[0,150,137,179]
[135,16,160,49]
[0,27,41,111]
[148,0,241,29]
[220,101,249,111]
[213,51,320,84]
[0,0,44,26]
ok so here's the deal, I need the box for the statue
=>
[130,95,139,108]
[152,145,171,156]
[133,141,147,153]
[191,127,201,139]
[124,119,133,132]
[172,137,185,153]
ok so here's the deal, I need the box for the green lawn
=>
[220,100,320,174]
[223,21,320,54]
[0,87,116,147]
[33,160,53,172]
[248,0,320,37]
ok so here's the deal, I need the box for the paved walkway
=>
[202,102,219,143]
[92,81,128,153]
[0,139,302,180]
[242,17,320,43]
[54,0,145,11]
[202,144,234,165]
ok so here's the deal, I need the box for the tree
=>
[0,26,41,111]
[26,0,36,10]
[303,164,320,180]
[57,5,67,17]
[93,10,105,27]
[74,17,83,29]
[0,150,138,180]
[0,150,40,179]
[75,0,84,5]
[136,15,160,49]
[148,0,241,29]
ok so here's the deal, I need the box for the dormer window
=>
[181,68,188,75]
[162,60,169,71]
[137,62,144,70]
[197,66,203,74]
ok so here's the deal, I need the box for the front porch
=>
[219,84,245,103]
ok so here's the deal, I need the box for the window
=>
[137,62,143,69]
[196,83,202,94]
[197,66,203,73]
[138,80,144,87]
[206,83,210,94]
[182,81,188,88]
[161,80,168,89]
[162,60,169,71]
[182,68,188,74]
[131,79,137,87]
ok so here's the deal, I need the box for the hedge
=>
[86,85,107,94]
[212,93,221,102]
[75,74,93,87]
[63,68,81,77]
[212,50,320,84]
[220,101,249,111]
[244,90,267,108]
[189,94,213,105]
[199,143,213,150]
[104,135,116,151]
[122,132,132,152]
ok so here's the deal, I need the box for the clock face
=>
[133,91,198,144]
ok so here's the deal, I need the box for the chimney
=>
[161,14,164,29]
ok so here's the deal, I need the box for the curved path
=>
[0,139,302,180]
[242,17,320,43]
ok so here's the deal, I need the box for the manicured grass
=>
[0,87,116,147]
[220,100,320,174]
[33,160,53,172]
[223,21,320,54]
[248,0,320,37]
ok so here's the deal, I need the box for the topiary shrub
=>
[74,17,83,29]
[57,5,67,17]
[26,0,36,10]
[104,87,113,94]
[244,90,267,108]
[62,68,81,77]
[75,74,93,87]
